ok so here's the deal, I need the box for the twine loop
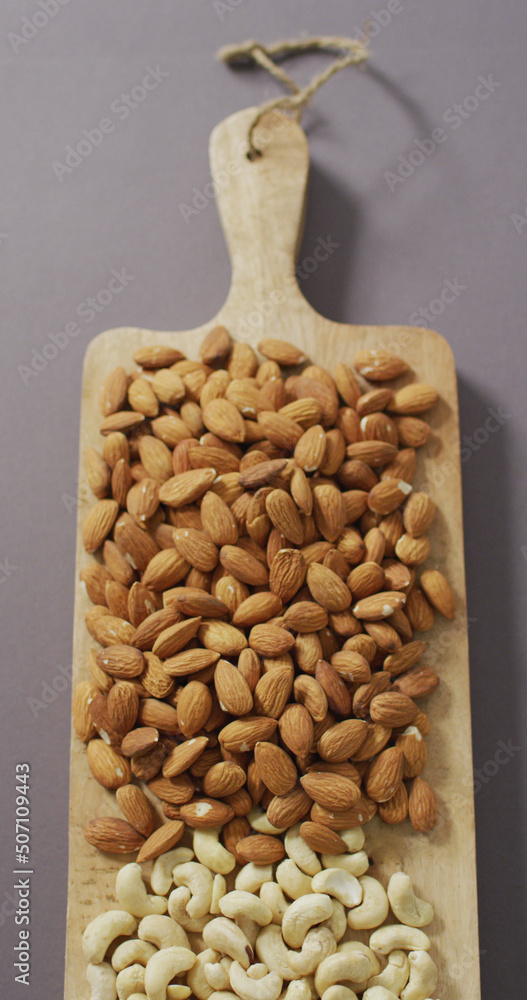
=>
[218,35,369,158]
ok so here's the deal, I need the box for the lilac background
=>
[0,1,526,997]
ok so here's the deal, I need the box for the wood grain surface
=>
[64,108,480,999]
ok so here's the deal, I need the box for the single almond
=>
[254,741,297,796]
[300,771,361,811]
[352,591,407,620]
[136,820,185,862]
[318,720,369,762]
[218,716,278,752]
[116,784,156,837]
[365,746,404,802]
[203,761,246,798]
[408,777,438,832]
[279,704,314,757]
[306,563,351,613]
[162,736,209,777]
[236,834,286,864]
[388,383,438,415]
[85,817,145,854]
[299,821,348,855]
[214,659,253,716]
[82,499,119,553]
[266,783,312,828]
[179,798,234,828]
[87,739,131,789]
[253,667,293,720]
[420,569,456,618]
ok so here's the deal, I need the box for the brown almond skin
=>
[266,784,312,828]
[116,784,156,837]
[136,820,185,862]
[254,742,298,796]
[300,772,361,811]
[409,777,439,832]
[85,817,145,854]
[179,798,234,828]
[236,834,286,864]
[365,747,405,803]
[299,822,348,855]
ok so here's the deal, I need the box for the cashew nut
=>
[116,864,167,918]
[282,980,314,1000]
[276,860,313,900]
[126,995,148,1000]
[194,828,236,875]
[144,947,195,1000]
[83,911,138,964]
[255,925,296,981]
[400,951,437,1000]
[229,960,282,1000]
[219,891,273,928]
[151,848,194,896]
[340,829,365,852]
[335,943,380,992]
[112,939,157,971]
[187,947,219,1000]
[87,962,117,1000]
[203,917,255,969]
[312,869,363,908]
[166,989,191,1000]
[314,952,371,996]
[320,853,369,878]
[212,874,228,914]
[138,914,190,951]
[248,807,287,836]
[288,926,337,975]
[205,958,233,991]
[322,900,347,943]
[387,874,434,928]
[235,864,273,893]
[346,877,389,930]
[168,886,213,932]
[369,926,431,956]
[116,964,145,1000]
[362,989,399,1000]
[367,950,409,994]
[282,894,333,948]
[173,862,214,919]
[321,989,358,1000]
[259,882,288,925]
[284,825,321,876]
[208,993,239,1000]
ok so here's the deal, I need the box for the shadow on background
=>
[458,374,526,998]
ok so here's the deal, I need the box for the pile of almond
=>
[75,329,455,862]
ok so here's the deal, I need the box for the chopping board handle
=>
[209,107,310,309]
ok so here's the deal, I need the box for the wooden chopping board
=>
[64,107,481,1000]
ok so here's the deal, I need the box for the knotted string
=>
[217,35,369,158]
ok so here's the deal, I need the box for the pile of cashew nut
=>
[83,824,441,1000]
